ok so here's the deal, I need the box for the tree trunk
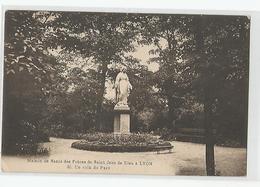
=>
[167,95,182,132]
[204,91,215,176]
[167,97,177,130]
[194,15,216,176]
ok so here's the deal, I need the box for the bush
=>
[2,120,50,155]
[9,143,50,155]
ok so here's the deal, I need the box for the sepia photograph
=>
[1,10,250,176]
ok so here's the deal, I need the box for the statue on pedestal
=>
[114,67,132,107]
[113,67,132,134]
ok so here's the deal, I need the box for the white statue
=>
[115,67,132,107]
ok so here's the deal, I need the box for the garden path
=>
[1,137,247,176]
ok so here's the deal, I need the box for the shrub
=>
[2,120,49,155]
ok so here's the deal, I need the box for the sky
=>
[130,44,160,73]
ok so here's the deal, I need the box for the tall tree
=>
[191,15,250,175]
[2,10,63,153]
[49,12,144,129]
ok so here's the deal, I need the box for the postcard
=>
[1,9,250,176]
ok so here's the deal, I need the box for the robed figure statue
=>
[115,67,132,107]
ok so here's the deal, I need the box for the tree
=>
[2,10,63,153]
[139,15,195,131]
[191,15,250,175]
[141,14,249,175]
[48,12,146,130]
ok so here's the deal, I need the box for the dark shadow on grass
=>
[176,166,206,176]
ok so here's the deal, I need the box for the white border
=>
[0,0,260,184]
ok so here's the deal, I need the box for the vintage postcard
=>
[1,9,250,176]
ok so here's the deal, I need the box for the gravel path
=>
[1,137,247,176]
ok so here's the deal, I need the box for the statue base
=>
[113,105,130,134]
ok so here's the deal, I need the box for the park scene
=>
[1,10,249,176]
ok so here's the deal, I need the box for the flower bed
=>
[71,133,173,152]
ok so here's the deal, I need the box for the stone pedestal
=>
[113,105,130,134]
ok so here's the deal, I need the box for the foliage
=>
[2,120,49,155]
